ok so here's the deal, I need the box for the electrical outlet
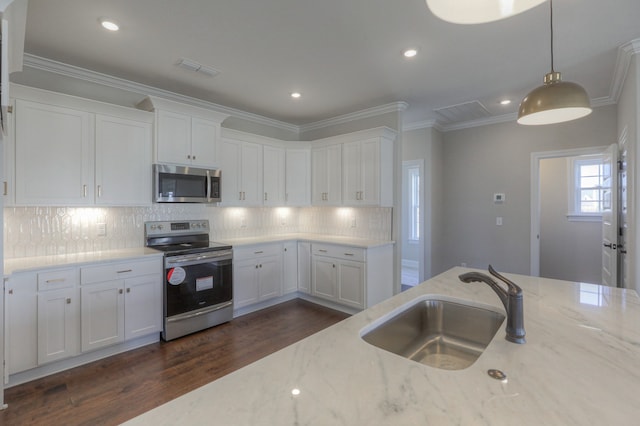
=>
[97,223,107,237]
[496,217,503,226]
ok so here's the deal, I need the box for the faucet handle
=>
[488,265,522,296]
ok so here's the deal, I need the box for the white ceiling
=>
[17,0,640,127]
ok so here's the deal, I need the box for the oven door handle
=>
[166,301,233,323]
[165,251,233,266]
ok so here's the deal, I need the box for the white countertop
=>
[3,234,393,277]
[4,247,163,276]
[124,267,640,425]
[219,233,395,249]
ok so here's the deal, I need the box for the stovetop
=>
[144,220,231,255]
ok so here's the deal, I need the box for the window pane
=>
[580,176,601,188]
[581,201,600,213]
[580,189,600,201]
[580,164,600,176]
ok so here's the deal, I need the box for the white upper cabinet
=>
[137,96,229,168]
[95,114,152,205]
[220,137,263,206]
[285,148,311,206]
[15,99,94,205]
[263,145,285,205]
[12,85,154,206]
[340,129,395,206]
[312,144,342,206]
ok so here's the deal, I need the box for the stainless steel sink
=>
[361,297,505,370]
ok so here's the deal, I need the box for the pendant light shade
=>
[426,0,546,24]
[517,0,591,125]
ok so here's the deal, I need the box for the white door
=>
[263,145,285,205]
[601,144,618,287]
[124,274,162,341]
[190,117,218,167]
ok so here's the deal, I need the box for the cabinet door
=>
[325,144,343,205]
[156,109,191,164]
[15,99,93,205]
[342,141,361,205]
[191,117,218,168]
[311,146,328,205]
[337,260,365,309]
[37,287,79,364]
[285,148,310,206]
[81,281,125,352]
[233,258,260,308]
[5,272,38,375]
[360,138,381,205]
[297,242,311,294]
[263,145,285,205]
[220,138,242,203]
[124,274,162,340]
[283,242,298,294]
[240,141,263,205]
[258,254,282,301]
[95,115,152,206]
[312,256,337,301]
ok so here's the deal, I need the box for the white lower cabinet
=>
[37,268,80,365]
[283,241,298,294]
[5,272,38,375]
[297,242,311,294]
[233,244,283,309]
[311,243,392,310]
[80,259,162,353]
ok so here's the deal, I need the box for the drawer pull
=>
[8,289,13,295]
[318,249,328,253]
[127,288,131,293]
[254,251,264,254]
[46,278,66,283]
[66,298,71,304]
[119,289,124,294]
[117,269,133,274]
[344,253,355,256]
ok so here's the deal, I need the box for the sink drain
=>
[487,369,507,381]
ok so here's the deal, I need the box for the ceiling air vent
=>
[176,58,220,77]
[434,100,490,124]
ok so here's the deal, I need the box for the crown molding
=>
[298,102,408,133]
[610,38,640,103]
[402,119,441,132]
[22,54,300,134]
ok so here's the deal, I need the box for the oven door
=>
[164,251,233,318]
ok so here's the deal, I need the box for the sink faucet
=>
[459,265,526,344]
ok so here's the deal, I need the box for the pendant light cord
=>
[550,0,554,73]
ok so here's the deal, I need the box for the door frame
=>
[530,146,608,276]
[401,159,425,283]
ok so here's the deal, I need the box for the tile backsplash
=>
[3,205,392,258]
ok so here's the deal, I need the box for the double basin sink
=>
[361,296,505,370]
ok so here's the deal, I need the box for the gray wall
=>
[439,104,617,275]
[539,157,602,284]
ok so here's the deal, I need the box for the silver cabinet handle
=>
[344,253,355,256]
[264,192,268,201]
[97,185,102,198]
[187,154,191,160]
[126,288,131,293]
[66,298,71,304]
[117,269,133,274]
[3,181,7,196]
[8,289,13,295]
[193,155,196,160]
[254,251,264,254]
[318,249,328,253]
[119,289,123,294]
[83,184,87,197]
[46,278,66,283]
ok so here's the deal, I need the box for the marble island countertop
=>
[124,267,640,425]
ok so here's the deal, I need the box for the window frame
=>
[567,155,605,222]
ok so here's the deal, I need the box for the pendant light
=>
[426,0,546,24]
[517,0,591,125]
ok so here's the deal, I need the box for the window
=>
[568,155,608,220]
[408,166,420,241]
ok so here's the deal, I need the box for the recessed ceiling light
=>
[403,49,418,58]
[500,99,512,105]
[100,18,119,31]
[291,92,301,99]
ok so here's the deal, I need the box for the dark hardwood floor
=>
[0,299,350,426]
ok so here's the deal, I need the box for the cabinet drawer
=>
[38,268,77,291]
[81,259,160,285]
[233,243,282,260]
[312,244,365,262]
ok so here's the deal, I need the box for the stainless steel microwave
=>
[153,164,221,203]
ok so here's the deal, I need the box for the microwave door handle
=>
[206,170,212,202]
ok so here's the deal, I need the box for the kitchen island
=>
[124,267,640,425]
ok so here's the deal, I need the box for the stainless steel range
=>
[145,220,233,341]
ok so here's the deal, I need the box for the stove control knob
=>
[157,225,164,230]
[150,224,156,230]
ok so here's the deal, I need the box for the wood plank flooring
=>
[0,299,350,426]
